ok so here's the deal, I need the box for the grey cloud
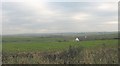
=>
[2,2,118,35]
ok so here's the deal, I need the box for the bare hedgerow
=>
[42,45,84,64]
[2,44,118,64]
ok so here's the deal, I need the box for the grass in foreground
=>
[3,45,118,64]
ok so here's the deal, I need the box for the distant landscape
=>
[2,32,119,64]
[2,1,118,64]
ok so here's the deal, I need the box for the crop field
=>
[2,32,119,64]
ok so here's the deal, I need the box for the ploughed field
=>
[2,33,119,64]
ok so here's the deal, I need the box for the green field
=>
[2,33,119,64]
[2,37,118,52]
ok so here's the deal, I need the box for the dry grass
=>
[2,44,118,64]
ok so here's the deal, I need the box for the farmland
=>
[2,32,119,64]
[2,39,118,52]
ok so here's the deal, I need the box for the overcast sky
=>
[2,1,118,35]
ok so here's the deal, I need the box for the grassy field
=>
[2,33,119,64]
[2,39,118,52]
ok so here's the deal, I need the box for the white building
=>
[75,38,79,42]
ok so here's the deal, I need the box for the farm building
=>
[75,36,87,41]
[75,38,79,42]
